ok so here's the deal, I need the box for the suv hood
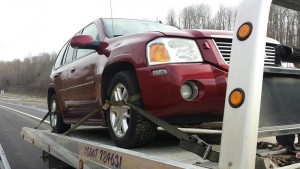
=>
[161,29,233,38]
[161,29,280,44]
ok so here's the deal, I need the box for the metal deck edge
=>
[0,144,11,169]
[21,127,207,169]
[258,124,300,137]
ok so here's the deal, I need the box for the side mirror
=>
[276,45,300,63]
[70,35,110,57]
[71,35,99,50]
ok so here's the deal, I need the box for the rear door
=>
[52,43,71,112]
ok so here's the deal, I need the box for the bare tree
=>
[166,9,178,27]
[194,4,212,29]
[180,4,213,29]
[267,4,300,47]
[212,4,237,30]
[0,51,57,96]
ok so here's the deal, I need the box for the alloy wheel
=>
[110,83,131,138]
[50,100,57,130]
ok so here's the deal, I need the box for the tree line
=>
[166,4,300,47]
[0,4,299,97]
[0,53,57,97]
[166,4,237,33]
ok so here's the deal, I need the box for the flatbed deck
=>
[21,127,220,169]
[22,127,300,169]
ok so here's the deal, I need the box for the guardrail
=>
[0,144,11,169]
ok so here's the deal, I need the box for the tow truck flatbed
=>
[21,127,221,169]
[22,127,300,169]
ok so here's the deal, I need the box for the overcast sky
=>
[0,0,240,61]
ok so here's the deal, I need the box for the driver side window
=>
[76,23,99,59]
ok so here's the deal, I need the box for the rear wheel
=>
[107,71,157,148]
[49,94,71,133]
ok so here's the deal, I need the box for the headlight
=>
[146,38,203,65]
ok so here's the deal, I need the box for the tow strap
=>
[126,100,219,162]
[35,94,220,162]
[34,112,51,129]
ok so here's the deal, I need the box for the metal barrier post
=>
[219,0,272,168]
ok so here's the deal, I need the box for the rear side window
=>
[54,43,68,69]
[76,23,99,59]
[64,44,75,64]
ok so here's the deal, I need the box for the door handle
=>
[71,68,75,73]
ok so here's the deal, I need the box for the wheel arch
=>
[101,61,136,125]
[102,61,136,100]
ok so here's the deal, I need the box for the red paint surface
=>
[49,18,234,125]
[136,63,227,117]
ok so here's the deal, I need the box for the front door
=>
[64,23,102,123]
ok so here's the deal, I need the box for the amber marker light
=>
[237,22,252,41]
[48,145,51,153]
[79,159,83,169]
[150,43,170,62]
[229,88,245,108]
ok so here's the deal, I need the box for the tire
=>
[107,71,157,148]
[49,94,71,133]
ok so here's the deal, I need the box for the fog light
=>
[180,81,198,100]
[181,84,192,99]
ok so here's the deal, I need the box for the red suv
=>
[48,18,279,148]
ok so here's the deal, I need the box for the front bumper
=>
[136,63,228,118]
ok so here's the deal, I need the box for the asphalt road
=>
[0,94,50,169]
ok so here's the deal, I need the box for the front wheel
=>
[49,94,71,133]
[107,71,157,148]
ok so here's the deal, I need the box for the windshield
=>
[102,18,179,38]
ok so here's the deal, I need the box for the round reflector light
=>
[237,22,252,41]
[79,159,83,169]
[229,88,245,108]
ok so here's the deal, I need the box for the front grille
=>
[213,38,277,66]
